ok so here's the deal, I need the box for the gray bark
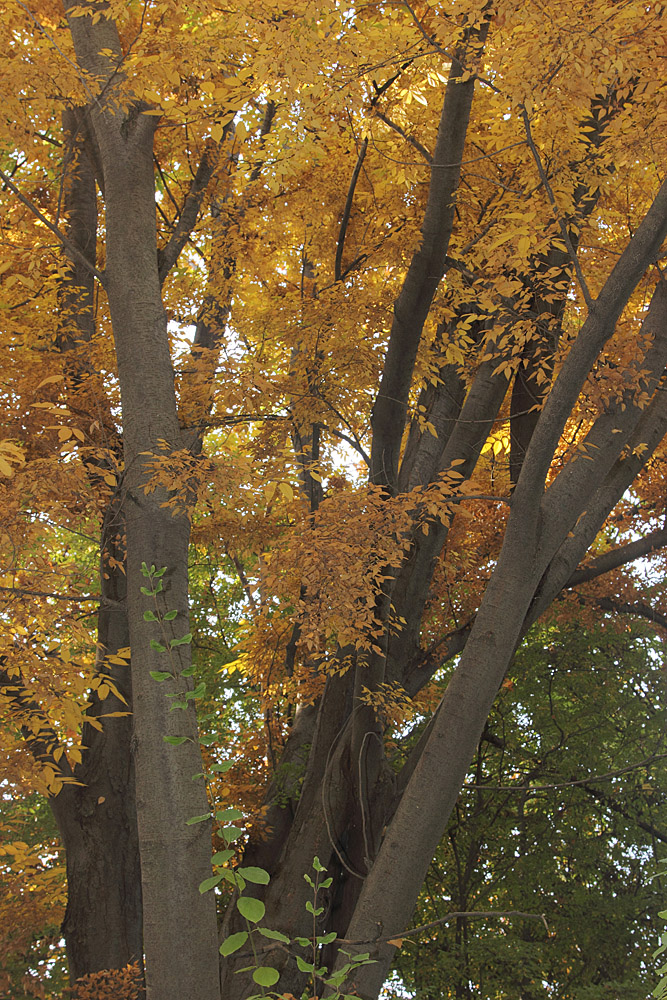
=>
[62,6,221,999]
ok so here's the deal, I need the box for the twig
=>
[520,107,593,310]
[463,751,667,792]
[0,584,101,603]
[337,909,550,946]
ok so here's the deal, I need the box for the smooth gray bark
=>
[62,6,221,999]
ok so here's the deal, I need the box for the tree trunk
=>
[50,501,143,985]
[63,7,221,998]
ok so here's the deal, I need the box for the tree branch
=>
[565,526,667,589]
[158,137,227,285]
[370,28,487,491]
[464,752,667,793]
[0,167,105,286]
[374,110,432,163]
[520,107,593,310]
[513,178,667,508]
[335,137,368,282]
[0,663,73,784]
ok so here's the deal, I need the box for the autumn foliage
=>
[0,1,666,998]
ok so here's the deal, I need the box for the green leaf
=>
[257,927,291,944]
[181,664,196,676]
[141,562,150,576]
[220,869,245,891]
[140,586,153,595]
[211,761,234,773]
[238,866,270,885]
[185,813,211,825]
[216,807,243,823]
[154,566,167,577]
[170,632,193,647]
[305,901,324,915]
[149,670,172,682]
[303,873,314,887]
[163,609,178,620]
[316,931,337,945]
[296,956,314,974]
[653,976,667,999]
[237,896,265,923]
[143,610,158,621]
[164,735,189,745]
[252,967,280,987]
[219,931,248,957]
[150,639,167,652]
[212,849,234,865]
[199,874,223,893]
[319,877,333,888]
[294,936,311,948]
[312,856,326,872]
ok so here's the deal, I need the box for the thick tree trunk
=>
[101,118,220,1000]
[62,8,221,998]
[50,502,143,984]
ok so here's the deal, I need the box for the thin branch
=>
[335,137,368,282]
[325,425,371,466]
[339,909,550,946]
[0,167,105,285]
[16,0,95,101]
[158,136,228,285]
[463,751,667,792]
[227,908,548,964]
[520,107,593,310]
[226,550,257,612]
[374,110,432,163]
[581,783,667,844]
[400,0,457,62]
[0,584,101,603]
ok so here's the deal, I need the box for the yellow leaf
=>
[0,457,14,477]
[517,236,530,257]
[278,482,294,501]
[35,375,64,390]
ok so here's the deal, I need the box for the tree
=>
[391,618,667,999]
[0,2,666,999]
